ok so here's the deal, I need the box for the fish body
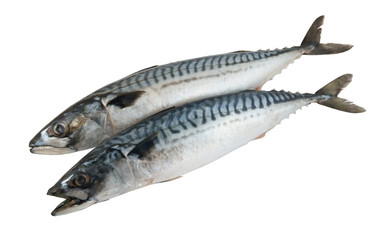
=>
[47,74,365,215]
[96,48,303,133]
[30,16,352,154]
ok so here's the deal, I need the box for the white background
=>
[1,0,378,239]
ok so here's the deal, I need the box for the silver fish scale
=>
[91,89,317,156]
[91,47,297,95]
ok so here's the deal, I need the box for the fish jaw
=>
[50,198,96,216]
[47,179,95,216]
[29,145,76,155]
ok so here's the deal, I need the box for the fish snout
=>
[29,131,51,154]
[29,134,49,154]
[29,132,42,148]
[47,184,67,198]
[29,130,76,155]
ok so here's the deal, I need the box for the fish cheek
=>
[82,171,108,202]
[73,119,111,151]
[68,187,91,201]
[69,114,86,133]
[87,165,123,202]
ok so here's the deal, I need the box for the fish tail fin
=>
[315,74,365,113]
[301,16,353,55]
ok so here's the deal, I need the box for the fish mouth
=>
[29,130,75,155]
[50,197,96,216]
[47,184,96,216]
[29,145,76,155]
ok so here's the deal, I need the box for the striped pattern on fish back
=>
[92,47,299,95]
[94,89,316,152]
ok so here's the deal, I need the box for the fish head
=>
[30,100,113,154]
[48,146,135,216]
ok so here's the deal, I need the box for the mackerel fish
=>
[47,74,365,215]
[30,16,352,154]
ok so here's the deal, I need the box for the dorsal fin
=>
[230,50,248,53]
[145,106,176,120]
[134,65,159,74]
[128,133,159,159]
[107,91,145,109]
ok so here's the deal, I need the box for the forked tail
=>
[302,16,353,55]
[316,74,365,113]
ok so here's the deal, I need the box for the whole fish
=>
[47,74,364,215]
[30,16,352,155]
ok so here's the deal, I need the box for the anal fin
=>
[255,86,263,91]
[254,132,266,140]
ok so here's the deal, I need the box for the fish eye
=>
[73,172,90,188]
[53,122,68,137]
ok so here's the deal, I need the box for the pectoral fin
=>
[107,91,145,109]
[128,133,158,159]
